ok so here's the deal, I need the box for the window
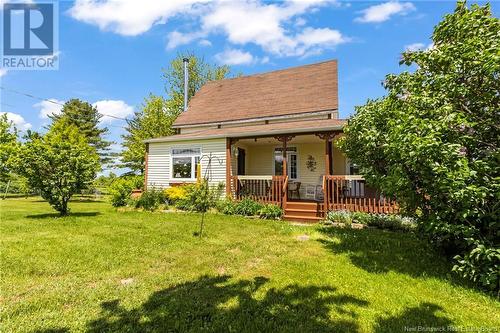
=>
[171,147,201,180]
[274,147,297,180]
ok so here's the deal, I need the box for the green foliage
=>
[12,120,99,214]
[122,54,232,174]
[49,99,113,167]
[338,2,499,291]
[164,186,188,204]
[233,199,264,217]
[108,176,144,207]
[0,113,19,182]
[453,242,499,292]
[163,52,232,114]
[258,204,283,220]
[326,211,415,232]
[130,188,166,211]
[121,94,177,173]
[216,199,236,215]
[326,210,353,226]
[175,181,224,213]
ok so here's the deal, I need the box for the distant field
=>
[1,197,498,332]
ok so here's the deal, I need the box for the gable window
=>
[274,147,298,180]
[171,148,201,180]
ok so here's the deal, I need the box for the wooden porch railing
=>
[230,175,288,207]
[323,175,399,214]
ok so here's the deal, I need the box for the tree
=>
[0,113,19,182]
[50,99,113,166]
[121,54,231,173]
[338,2,499,291]
[13,120,100,215]
[121,94,177,173]
[163,52,231,114]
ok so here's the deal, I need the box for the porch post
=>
[226,138,231,197]
[325,137,331,177]
[282,138,287,177]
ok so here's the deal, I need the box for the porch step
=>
[286,201,321,209]
[283,201,324,223]
[284,208,322,218]
[283,215,323,223]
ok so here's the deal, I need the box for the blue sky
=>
[1,0,498,164]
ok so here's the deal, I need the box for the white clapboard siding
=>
[147,138,227,190]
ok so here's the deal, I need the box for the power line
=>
[0,86,131,121]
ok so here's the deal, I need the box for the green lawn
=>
[1,198,498,332]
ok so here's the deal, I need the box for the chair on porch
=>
[288,181,301,200]
[304,176,324,201]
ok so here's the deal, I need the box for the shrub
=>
[326,210,352,226]
[326,210,415,232]
[217,199,236,215]
[131,188,166,211]
[164,186,188,204]
[233,198,263,216]
[338,3,499,291]
[258,204,283,220]
[453,242,500,292]
[108,176,143,207]
[174,181,224,212]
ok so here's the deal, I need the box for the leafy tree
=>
[163,52,231,113]
[121,54,231,173]
[13,120,100,215]
[339,2,499,291]
[121,94,177,173]
[0,113,19,182]
[50,99,113,166]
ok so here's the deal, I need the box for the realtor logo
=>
[1,1,58,70]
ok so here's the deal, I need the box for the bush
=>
[164,186,188,204]
[108,176,143,207]
[326,210,352,226]
[453,243,500,292]
[258,204,283,220]
[338,3,499,291]
[326,210,415,232]
[217,199,236,215]
[130,188,166,211]
[174,181,224,212]
[233,198,263,216]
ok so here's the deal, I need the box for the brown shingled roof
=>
[173,60,338,127]
[146,118,346,143]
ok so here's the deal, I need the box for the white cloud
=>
[404,42,433,51]
[1,112,31,131]
[166,30,206,50]
[93,100,134,123]
[355,2,415,23]
[69,0,349,58]
[69,0,203,36]
[34,99,64,119]
[215,49,255,65]
[198,39,212,47]
[0,68,7,77]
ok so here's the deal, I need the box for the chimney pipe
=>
[183,57,189,112]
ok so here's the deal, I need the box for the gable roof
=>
[173,60,338,127]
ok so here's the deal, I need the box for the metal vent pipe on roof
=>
[183,57,189,112]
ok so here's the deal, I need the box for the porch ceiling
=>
[237,134,324,146]
[144,118,346,143]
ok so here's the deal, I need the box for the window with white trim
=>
[171,148,201,180]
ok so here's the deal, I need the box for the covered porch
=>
[225,132,398,220]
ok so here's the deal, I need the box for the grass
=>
[1,197,499,332]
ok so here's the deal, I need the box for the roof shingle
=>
[173,60,338,127]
